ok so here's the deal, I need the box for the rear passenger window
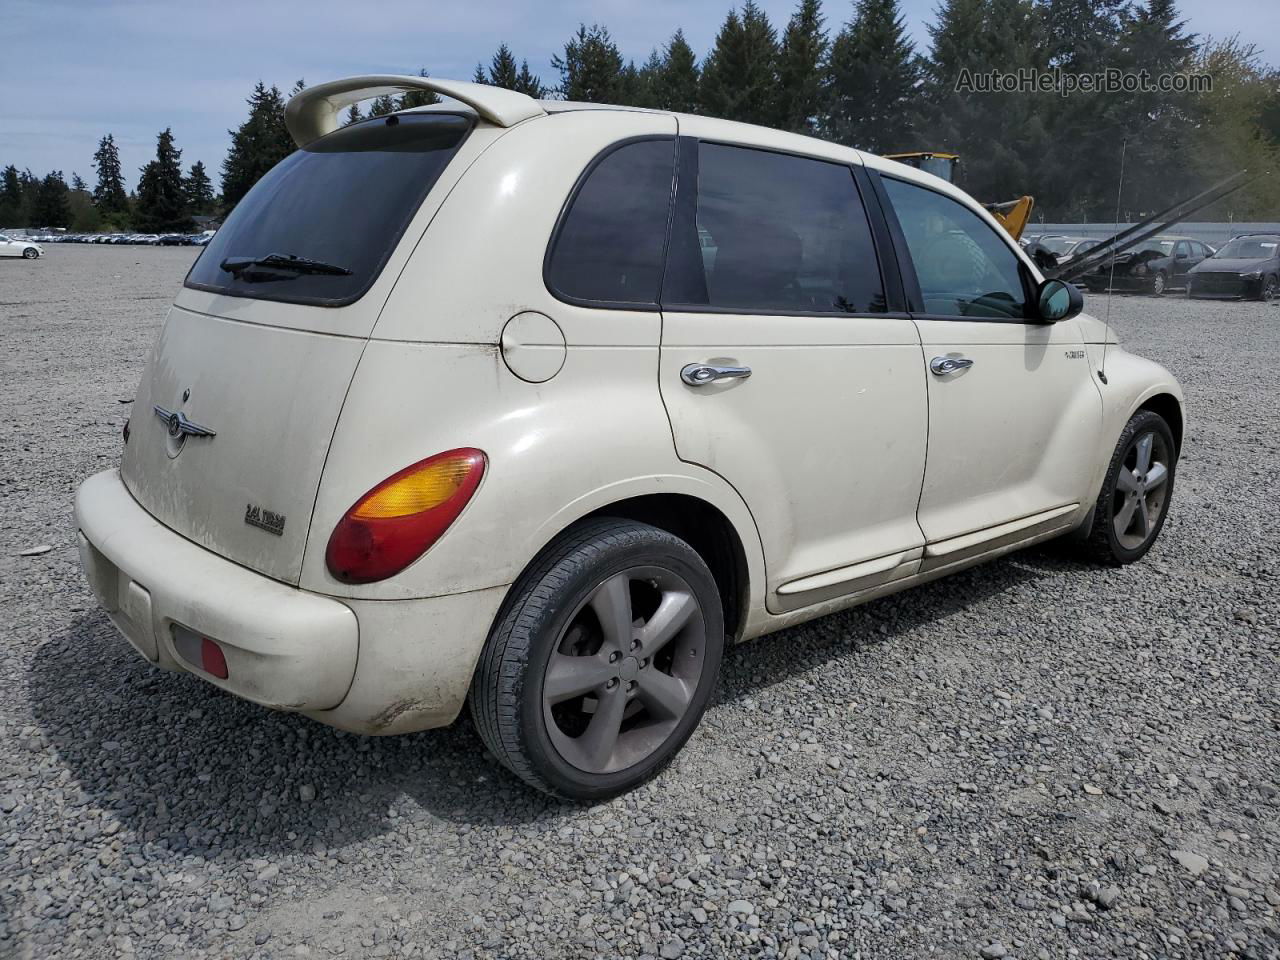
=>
[673,143,885,314]
[546,138,676,306]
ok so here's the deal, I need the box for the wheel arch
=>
[1136,392,1184,454]
[579,493,750,643]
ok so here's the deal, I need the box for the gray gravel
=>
[2,245,1278,959]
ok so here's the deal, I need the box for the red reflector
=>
[200,637,228,679]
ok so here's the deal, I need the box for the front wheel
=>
[470,518,724,800]
[1151,271,1167,295]
[22,247,38,259]
[1260,274,1278,302]
[1077,410,1177,565]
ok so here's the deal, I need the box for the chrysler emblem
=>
[153,405,216,439]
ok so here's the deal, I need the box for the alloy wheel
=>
[1112,430,1172,550]
[1264,277,1278,301]
[1152,272,1166,295]
[542,566,707,775]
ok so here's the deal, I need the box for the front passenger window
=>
[882,177,1029,320]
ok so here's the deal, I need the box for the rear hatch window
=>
[185,112,473,306]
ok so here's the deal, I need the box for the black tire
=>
[1260,274,1278,302]
[1151,270,1167,295]
[469,518,724,801]
[1076,410,1177,566]
[22,247,38,260]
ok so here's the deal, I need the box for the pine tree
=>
[0,165,24,226]
[1106,0,1199,215]
[513,60,545,97]
[136,129,192,232]
[345,104,364,125]
[553,24,626,102]
[630,50,665,108]
[221,82,293,208]
[777,0,829,133]
[1039,0,1126,70]
[32,171,71,228]
[399,68,441,109]
[91,134,130,220]
[699,2,781,126]
[653,29,701,113]
[475,45,546,97]
[490,44,520,88]
[368,94,399,116]
[70,172,87,192]
[921,0,1050,207]
[826,0,920,151]
[185,161,215,215]
[17,170,39,227]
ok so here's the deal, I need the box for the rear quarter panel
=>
[300,111,766,617]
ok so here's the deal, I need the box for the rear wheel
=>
[1076,410,1177,565]
[470,518,724,800]
[22,247,38,259]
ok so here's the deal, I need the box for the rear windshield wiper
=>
[220,253,353,280]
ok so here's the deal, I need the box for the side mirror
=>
[1036,278,1083,323]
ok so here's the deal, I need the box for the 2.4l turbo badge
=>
[244,503,286,536]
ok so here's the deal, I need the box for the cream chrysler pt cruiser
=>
[75,76,1184,799]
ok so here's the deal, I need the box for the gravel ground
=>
[1,245,1277,960]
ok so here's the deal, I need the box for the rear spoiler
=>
[285,75,546,148]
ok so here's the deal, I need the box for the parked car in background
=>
[75,75,1186,800]
[1023,234,1100,270]
[0,234,43,258]
[1187,233,1280,301]
[1081,235,1213,295]
[1042,235,1099,266]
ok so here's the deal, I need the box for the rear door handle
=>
[681,363,752,386]
[929,356,975,376]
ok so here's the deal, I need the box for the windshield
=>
[1135,240,1175,256]
[1213,236,1279,259]
[186,112,473,306]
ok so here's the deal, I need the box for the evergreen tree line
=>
[5,0,1278,230]
[1,130,218,233]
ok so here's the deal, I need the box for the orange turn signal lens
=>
[326,448,486,584]
[350,455,475,519]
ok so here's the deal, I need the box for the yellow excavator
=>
[882,152,1036,242]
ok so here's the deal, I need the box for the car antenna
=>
[1100,138,1127,386]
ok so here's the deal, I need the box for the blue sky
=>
[2,0,1274,191]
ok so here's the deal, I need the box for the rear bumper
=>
[76,469,359,710]
[75,469,507,734]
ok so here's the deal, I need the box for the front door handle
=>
[681,363,753,387]
[929,356,975,376]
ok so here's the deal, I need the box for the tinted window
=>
[546,138,676,305]
[674,144,884,313]
[186,113,473,306]
[882,177,1028,319]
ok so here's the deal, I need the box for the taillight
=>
[325,448,486,584]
